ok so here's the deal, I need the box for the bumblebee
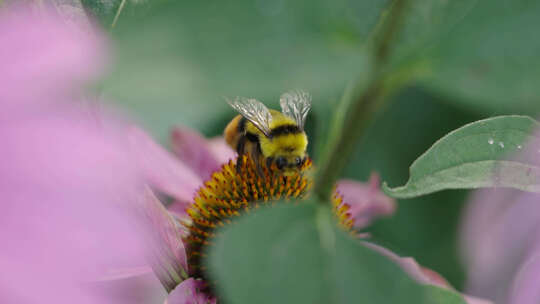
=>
[224,90,311,175]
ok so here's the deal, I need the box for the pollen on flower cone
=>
[183,154,352,280]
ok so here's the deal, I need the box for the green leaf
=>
[206,202,462,304]
[100,0,383,139]
[383,115,540,198]
[382,0,540,113]
[423,285,467,304]
[422,0,540,113]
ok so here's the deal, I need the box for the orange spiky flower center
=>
[183,154,353,279]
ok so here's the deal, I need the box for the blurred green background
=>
[77,0,540,290]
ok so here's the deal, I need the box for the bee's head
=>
[267,154,307,176]
[260,130,309,175]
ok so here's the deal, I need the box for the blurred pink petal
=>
[364,243,492,304]
[171,127,223,181]
[509,253,540,304]
[207,137,237,164]
[95,267,166,303]
[168,201,193,220]
[336,173,396,229]
[0,5,160,303]
[129,127,203,203]
[166,278,216,304]
[0,5,105,114]
[0,107,151,303]
[460,189,540,302]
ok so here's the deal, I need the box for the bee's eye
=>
[294,157,302,166]
[276,157,287,170]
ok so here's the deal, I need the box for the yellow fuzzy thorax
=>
[245,109,308,159]
[259,132,308,157]
[183,154,353,281]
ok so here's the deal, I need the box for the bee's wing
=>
[279,90,311,130]
[227,97,273,137]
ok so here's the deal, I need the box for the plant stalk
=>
[314,0,408,201]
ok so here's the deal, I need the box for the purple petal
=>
[168,201,192,221]
[170,127,223,181]
[509,252,540,304]
[0,5,106,114]
[141,188,189,282]
[460,189,540,302]
[0,106,150,303]
[207,137,237,164]
[166,278,216,304]
[129,127,203,203]
[336,173,396,229]
[364,243,492,304]
[95,267,166,304]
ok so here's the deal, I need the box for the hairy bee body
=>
[225,91,311,174]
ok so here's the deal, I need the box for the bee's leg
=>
[253,143,265,177]
[235,137,246,173]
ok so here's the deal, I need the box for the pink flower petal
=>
[165,278,216,304]
[364,243,492,304]
[207,137,237,165]
[0,106,149,304]
[0,5,106,113]
[336,173,396,229]
[168,201,193,222]
[459,189,540,302]
[509,253,540,304]
[94,267,166,304]
[129,127,202,203]
[141,187,189,282]
[171,127,223,181]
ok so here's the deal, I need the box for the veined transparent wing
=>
[279,90,311,130]
[227,97,272,137]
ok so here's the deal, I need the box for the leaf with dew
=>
[383,116,540,198]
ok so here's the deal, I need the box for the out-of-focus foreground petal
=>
[0,5,160,303]
[129,127,203,203]
[0,108,157,303]
[0,4,105,113]
[165,278,216,304]
[336,173,396,229]
[364,243,492,304]
[460,128,540,304]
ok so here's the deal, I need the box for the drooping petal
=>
[364,243,492,304]
[129,127,203,203]
[336,173,396,229]
[165,278,216,304]
[140,187,189,292]
[171,127,223,181]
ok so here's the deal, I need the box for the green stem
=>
[314,0,408,201]
[111,0,127,29]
